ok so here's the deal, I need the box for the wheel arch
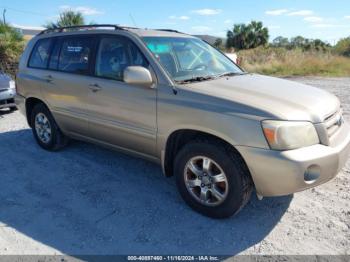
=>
[25,97,48,127]
[162,128,252,182]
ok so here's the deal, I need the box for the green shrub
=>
[0,22,25,63]
[238,46,350,77]
[334,37,350,57]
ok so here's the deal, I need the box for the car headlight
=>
[262,120,319,150]
[9,80,16,90]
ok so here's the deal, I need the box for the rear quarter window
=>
[28,38,52,69]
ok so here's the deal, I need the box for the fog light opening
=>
[304,165,321,184]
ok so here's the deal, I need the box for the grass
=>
[238,47,350,77]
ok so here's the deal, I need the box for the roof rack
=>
[39,24,124,35]
[155,29,183,33]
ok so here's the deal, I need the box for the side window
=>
[48,39,61,70]
[58,37,94,75]
[28,38,52,69]
[96,37,129,81]
[95,37,149,81]
[128,42,149,68]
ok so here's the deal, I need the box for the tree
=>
[213,38,223,49]
[0,21,25,63]
[272,36,289,48]
[45,11,85,29]
[290,36,307,49]
[334,37,350,56]
[226,21,269,50]
[272,36,330,51]
[312,39,330,52]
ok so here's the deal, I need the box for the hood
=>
[184,74,340,123]
[0,73,12,89]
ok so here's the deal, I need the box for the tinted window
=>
[58,37,94,74]
[95,37,148,81]
[129,42,149,68]
[48,39,61,70]
[29,38,52,69]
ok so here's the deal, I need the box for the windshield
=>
[143,37,243,83]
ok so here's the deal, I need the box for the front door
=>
[85,36,157,156]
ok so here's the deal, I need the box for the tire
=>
[30,103,68,151]
[9,106,17,111]
[174,140,253,218]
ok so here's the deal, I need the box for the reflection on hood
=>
[0,72,12,82]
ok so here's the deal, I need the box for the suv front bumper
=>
[237,122,350,196]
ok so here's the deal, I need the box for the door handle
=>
[45,75,54,83]
[89,83,102,92]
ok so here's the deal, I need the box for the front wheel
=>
[174,140,253,218]
[30,103,68,151]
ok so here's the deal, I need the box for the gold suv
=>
[16,25,350,218]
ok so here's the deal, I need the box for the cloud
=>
[345,16,350,19]
[310,23,346,28]
[11,24,46,30]
[224,19,232,24]
[59,5,104,15]
[192,9,222,16]
[304,16,323,23]
[179,16,190,20]
[191,26,212,33]
[169,15,190,20]
[288,10,314,16]
[265,9,288,16]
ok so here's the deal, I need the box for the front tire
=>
[174,140,253,218]
[30,103,68,151]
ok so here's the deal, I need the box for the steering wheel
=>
[191,63,208,71]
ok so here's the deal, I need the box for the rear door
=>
[22,37,54,107]
[85,35,157,156]
[42,35,97,136]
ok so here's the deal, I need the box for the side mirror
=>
[124,66,153,87]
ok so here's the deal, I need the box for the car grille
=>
[324,109,344,138]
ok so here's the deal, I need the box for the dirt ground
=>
[0,77,349,256]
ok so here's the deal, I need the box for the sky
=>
[1,0,350,44]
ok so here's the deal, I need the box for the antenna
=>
[2,9,6,24]
[129,13,137,27]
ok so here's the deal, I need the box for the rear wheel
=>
[30,103,68,151]
[9,106,17,111]
[174,140,253,218]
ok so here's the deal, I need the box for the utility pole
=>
[2,9,6,24]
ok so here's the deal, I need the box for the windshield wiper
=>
[176,75,215,84]
[214,72,247,79]
[175,72,248,84]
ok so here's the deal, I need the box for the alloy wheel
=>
[34,113,52,144]
[184,156,229,206]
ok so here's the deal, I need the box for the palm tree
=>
[213,38,223,49]
[226,21,269,50]
[45,11,85,29]
[249,21,269,47]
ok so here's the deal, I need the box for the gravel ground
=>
[0,77,349,256]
